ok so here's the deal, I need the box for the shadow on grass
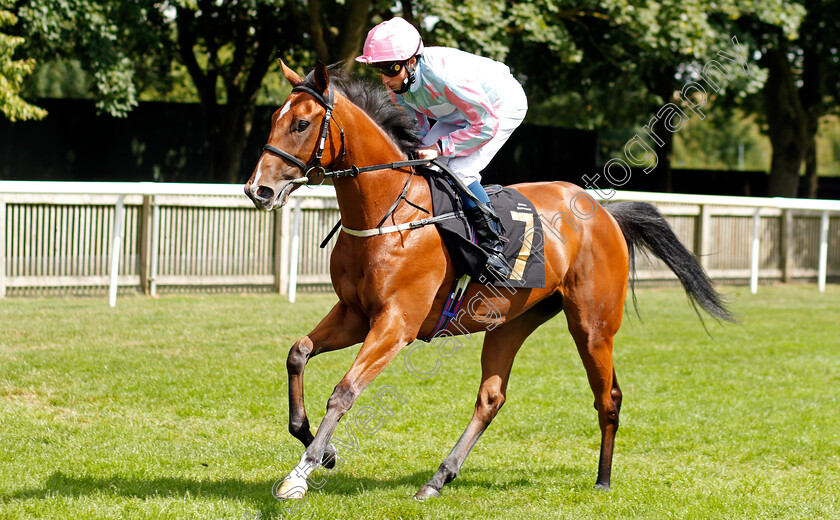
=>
[6,471,302,518]
[7,465,584,518]
[7,471,274,502]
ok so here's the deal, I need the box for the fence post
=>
[273,207,283,293]
[276,202,292,295]
[750,208,761,294]
[139,195,153,294]
[780,209,793,283]
[109,195,125,307]
[695,204,711,269]
[288,200,302,303]
[149,197,160,297]
[0,200,5,299]
[818,211,829,293]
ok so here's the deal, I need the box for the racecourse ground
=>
[1,285,838,519]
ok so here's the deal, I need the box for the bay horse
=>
[244,61,732,500]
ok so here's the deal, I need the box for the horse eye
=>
[295,120,310,132]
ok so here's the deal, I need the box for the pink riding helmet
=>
[355,18,424,64]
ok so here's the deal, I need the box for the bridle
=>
[259,81,489,246]
[261,84,346,185]
[261,83,430,185]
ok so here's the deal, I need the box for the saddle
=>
[424,171,546,289]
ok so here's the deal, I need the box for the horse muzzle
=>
[245,177,308,211]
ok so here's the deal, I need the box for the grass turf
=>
[1,285,838,519]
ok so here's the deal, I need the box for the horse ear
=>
[313,61,330,95]
[280,59,302,86]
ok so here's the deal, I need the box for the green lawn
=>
[1,285,838,519]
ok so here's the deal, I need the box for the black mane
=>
[300,66,420,156]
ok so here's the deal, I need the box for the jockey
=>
[356,17,528,280]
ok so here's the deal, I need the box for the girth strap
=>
[341,211,464,238]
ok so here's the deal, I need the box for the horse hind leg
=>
[610,368,622,417]
[415,295,563,500]
[565,298,624,491]
[592,368,623,428]
[593,368,623,490]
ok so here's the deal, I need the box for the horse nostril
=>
[256,186,274,201]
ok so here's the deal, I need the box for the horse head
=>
[245,61,342,211]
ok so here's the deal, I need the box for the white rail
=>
[1,181,837,305]
[0,181,335,305]
[591,190,840,295]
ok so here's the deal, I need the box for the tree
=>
[414,1,802,192]
[0,1,44,121]
[168,0,301,183]
[15,0,157,117]
[12,0,817,190]
[296,0,384,66]
[15,0,397,182]
[733,0,840,197]
[171,0,408,182]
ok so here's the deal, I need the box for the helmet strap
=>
[393,58,417,95]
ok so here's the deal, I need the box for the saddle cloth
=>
[425,172,545,289]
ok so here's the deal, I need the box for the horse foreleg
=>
[287,302,369,465]
[415,298,563,500]
[279,307,415,498]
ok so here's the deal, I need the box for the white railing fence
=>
[0,181,335,305]
[1,181,838,305]
[608,191,840,293]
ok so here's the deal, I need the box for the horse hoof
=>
[594,483,611,492]
[413,486,441,501]
[275,478,307,500]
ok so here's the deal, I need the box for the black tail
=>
[606,201,735,324]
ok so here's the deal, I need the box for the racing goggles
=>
[371,61,405,77]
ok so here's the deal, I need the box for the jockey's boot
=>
[466,204,512,280]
